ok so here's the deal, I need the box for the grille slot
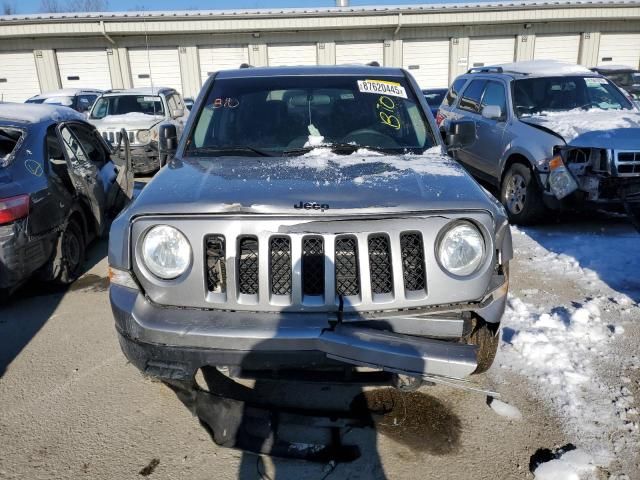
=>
[270,237,292,295]
[615,151,640,176]
[302,237,324,296]
[335,237,359,296]
[368,235,393,294]
[238,237,259,295]
[400,232,426,292]
[205,235,226,293]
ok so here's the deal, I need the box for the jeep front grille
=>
[335,236,359,297]
[400,233,427,292]
[270,237,292,295]
[101,130,136,145]
[614,151,640,176]
[238,237,259,295]
[206,235,226,293]
[368,235,393,294]
[302,237,325,296]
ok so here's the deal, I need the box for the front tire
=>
[500,163,545,225]
[39,218,85,285]
[467,320,500,374]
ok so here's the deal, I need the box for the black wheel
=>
[500,163,545,225]
[39,218,85,285]
[467,320,500,375]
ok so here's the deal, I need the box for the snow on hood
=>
[522,109,640,148]
[93,112,162,126]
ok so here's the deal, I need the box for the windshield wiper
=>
[185,146,272,157]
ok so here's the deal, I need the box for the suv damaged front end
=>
[109,67,512,397]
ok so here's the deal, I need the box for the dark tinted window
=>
[76,94,98,113]
[68,124,107,168]
[422,89,447,108]
[459,80,486,113]
[481,81,507,117]
[443,78,467,107]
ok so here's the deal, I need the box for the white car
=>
[88,87,189,174]
[25,88,103,114]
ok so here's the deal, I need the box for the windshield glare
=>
[513,76,633,117]
[187,75,435,157]
[90,95,164,119]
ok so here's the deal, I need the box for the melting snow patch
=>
[533,448,597,480]
[487,397,523,420]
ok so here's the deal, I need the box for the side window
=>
[167,95,179,115]
[481,81,507,118]
[46,126,65,164]
[443,78,467,107]
[60,126,92,170]
[76,94,97,113]
[459,80,486,114]
[68,124,107,168]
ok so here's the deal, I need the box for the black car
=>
[422,88,448,117]
[591,65,640,100]
[0,104,133,299]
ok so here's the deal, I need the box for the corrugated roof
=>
[0,0,638,22]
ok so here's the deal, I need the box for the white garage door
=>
[0,52,40,102]
[335,41,384,66]
[129,48,182,93]
[468,37,515,68]
[598,33,640,68]
[57,49,112,90]
[199,45,248,84]
[534,35,580,64]
[402,39,450,88]
[268,44,317,66]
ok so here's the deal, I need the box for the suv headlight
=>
[137,129,151,143]
[437,221,485,276]
[141,225,191,279]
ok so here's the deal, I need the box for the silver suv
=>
[438,60,640,225]
[108,66,512,397]
[88,87,188,174]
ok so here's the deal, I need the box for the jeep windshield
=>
[186,75,436,157]
[513,76,634,117]
[90,95,164,120]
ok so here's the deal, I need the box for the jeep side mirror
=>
[481,105,502,120]
[158,123,178,167]
[446,120,476,150]
[172,108,184,119]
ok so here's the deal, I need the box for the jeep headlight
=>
[437,221,485,276]
[137,129,151,144]
[142,225,191,279]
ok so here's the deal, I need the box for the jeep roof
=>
[464,60,600,80]
[213,65,408,79]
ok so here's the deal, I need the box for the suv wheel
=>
[466,319,500,374]
[501,163,545,224]
[38,218,85,285]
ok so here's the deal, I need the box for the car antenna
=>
[142,9,157,118]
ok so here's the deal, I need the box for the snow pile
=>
[497,60,591,76]
[488,397,523,420]
[522,109,640,143]
[534,449,597,480]
[98,112,161,124]
[285,146,467,180]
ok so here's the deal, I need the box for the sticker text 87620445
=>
[377,95,401,130]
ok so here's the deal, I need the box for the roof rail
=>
[239,63,253,69]
[366,61,380,67]
[467,66,503,74]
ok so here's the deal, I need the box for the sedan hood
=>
[128,148,500,217]
[523,110,640,149]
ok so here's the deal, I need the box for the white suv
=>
[88,87,188,174]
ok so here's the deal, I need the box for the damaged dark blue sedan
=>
[0,104,133,300]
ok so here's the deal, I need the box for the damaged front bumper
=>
[110,274,508,385]
[126,143,160,175]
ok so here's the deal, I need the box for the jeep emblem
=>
[294,201,330,212]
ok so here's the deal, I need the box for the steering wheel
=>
[341,129,400,149]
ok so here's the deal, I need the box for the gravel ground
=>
[0,217,637,480]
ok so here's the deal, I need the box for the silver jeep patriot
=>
[108,66,512,392]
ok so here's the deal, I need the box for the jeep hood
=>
[522,109,640,149]
[90,112,163,130]
[127,148,501,217]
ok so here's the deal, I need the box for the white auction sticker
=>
[357,79,407,99]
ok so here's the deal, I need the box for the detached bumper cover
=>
[127,144,159,174]
[111,282,509,381]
